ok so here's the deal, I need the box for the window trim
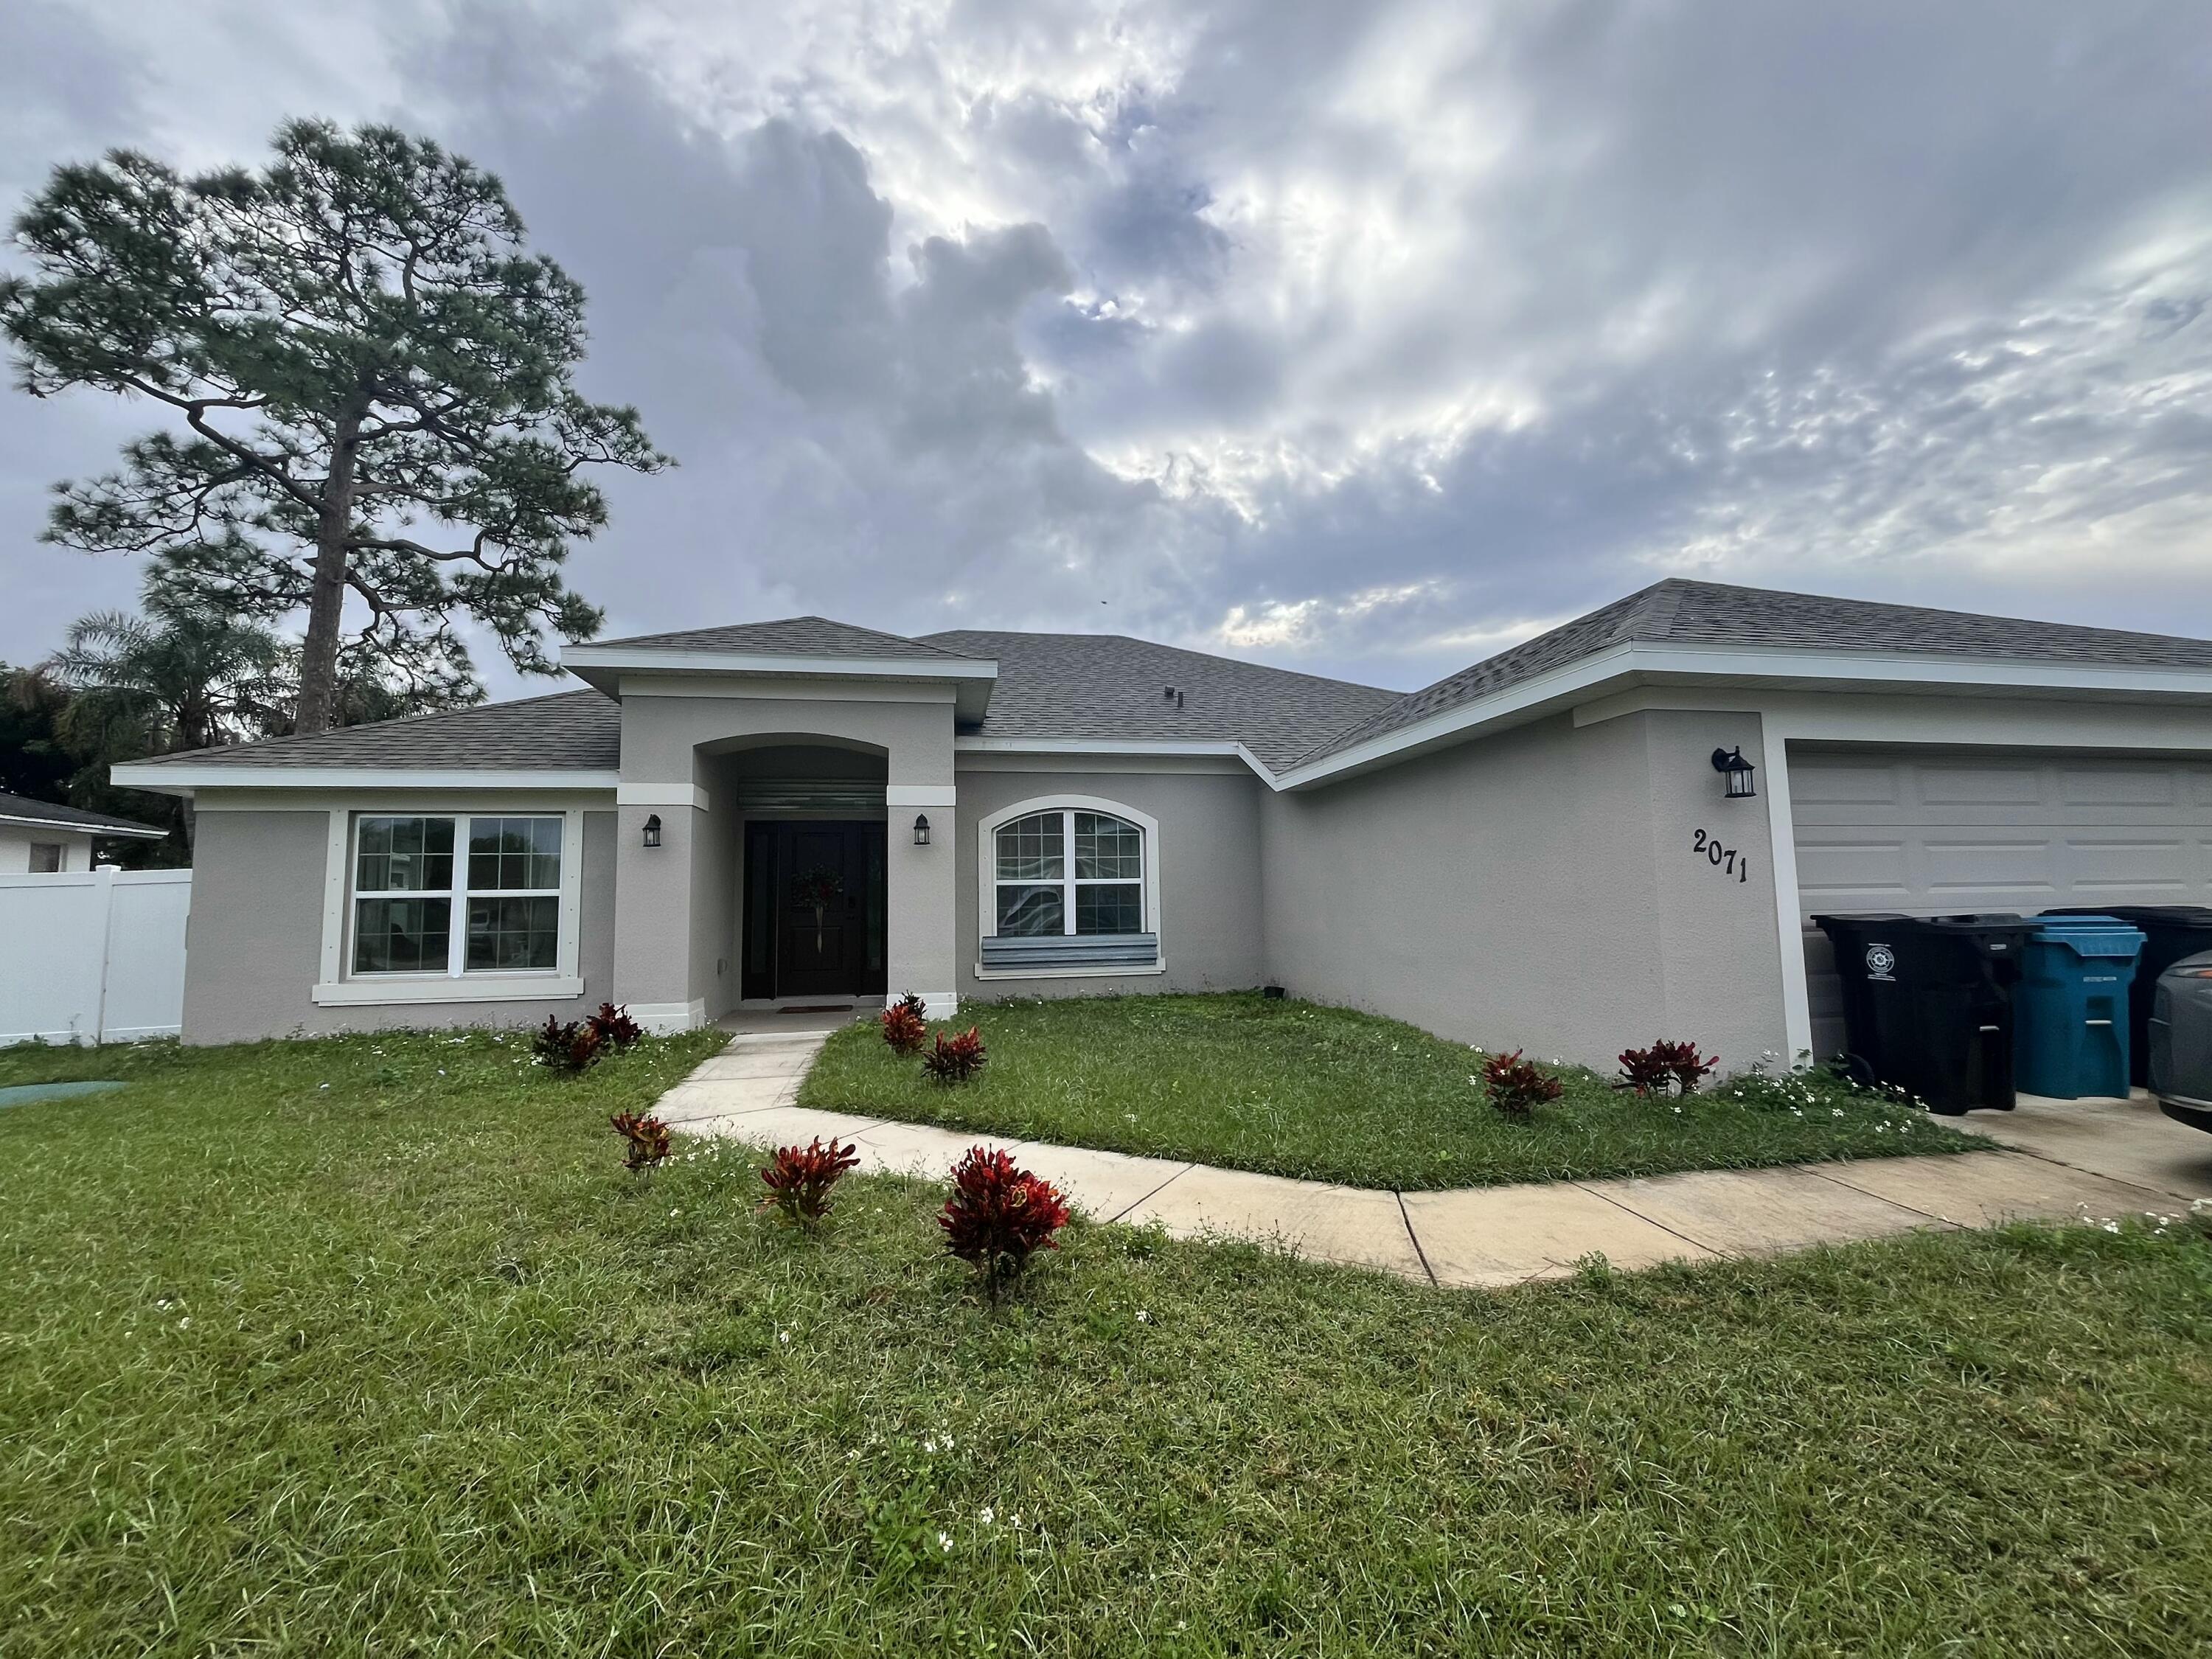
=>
[313,804,588,1006]
[974,794,1164,980]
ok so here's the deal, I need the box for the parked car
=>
[2148,950,2212,1133]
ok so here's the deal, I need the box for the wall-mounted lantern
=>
[642,813,663,849]
[912,813,932,846]
[1710,746,1757,800]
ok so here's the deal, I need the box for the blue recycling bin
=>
[2014,916,2144,1099]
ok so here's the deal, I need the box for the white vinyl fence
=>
[0,867,191,1045]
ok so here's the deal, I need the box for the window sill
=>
[311,975,582,1007]
[972,961,1166,981]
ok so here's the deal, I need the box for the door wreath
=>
[793,867,845,956]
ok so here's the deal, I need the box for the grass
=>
[799,992,1975,1190]
[3,1032,2210,1655]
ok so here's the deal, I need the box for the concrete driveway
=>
[1963,1091,2212,1201]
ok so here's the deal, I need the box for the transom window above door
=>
[352,813,565,976]
[979,797,1161,977]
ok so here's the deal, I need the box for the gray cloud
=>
[1,0,2208,698]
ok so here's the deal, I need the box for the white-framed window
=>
[993,808,1146,936]
[975,795,1162,978]
[28,841,64,873]
[350,813,565,977]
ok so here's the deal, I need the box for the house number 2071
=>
[1691,828,1750,884]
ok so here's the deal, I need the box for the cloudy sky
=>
[2,0,2208,698]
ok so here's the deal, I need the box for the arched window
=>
[978,797,1162,975]
[995,808,1144,936]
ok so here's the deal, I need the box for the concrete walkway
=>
[654,1032,2199,1290]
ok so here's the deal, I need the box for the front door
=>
[742,820,886,1001]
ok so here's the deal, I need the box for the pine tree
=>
[1,119,669,731]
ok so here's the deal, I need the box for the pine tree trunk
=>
[293,406,364,734]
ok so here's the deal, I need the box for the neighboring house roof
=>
[116,692,620,774]
[591,615,986,663]
[0,790,168,838]
[920,629,1399,771]
[1294,577,2212,765]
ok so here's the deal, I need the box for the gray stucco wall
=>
[953,765,1265,1004]
[181,808,617,1045]
[613,688,956,1012]
[1259,710,1787,1070]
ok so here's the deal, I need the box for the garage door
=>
[1791,746,2212,1060]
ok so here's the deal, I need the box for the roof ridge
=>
[785,615,984,661]
[917,627,1397,696]
[595,614,987,663]
[1635,578,1692,641]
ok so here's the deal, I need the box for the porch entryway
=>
[740,820,888,1002]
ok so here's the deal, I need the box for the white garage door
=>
[1791,746,2212,1060]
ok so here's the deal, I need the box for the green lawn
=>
[799,992,1974,1189]
[3,1032,2209,1655]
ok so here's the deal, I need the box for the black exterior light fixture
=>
[642,813,663,849]
[913,813,931,846]
[1711,746,1757,800]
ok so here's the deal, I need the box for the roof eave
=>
[560,645,999,721]
[1273,644,2212,790]
[0,810,168,838]
[107,764,621,798]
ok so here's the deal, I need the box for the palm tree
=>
[44,585,291,852]
[49,591,289,754]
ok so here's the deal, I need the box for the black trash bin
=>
[1814,913,2032,1114]
[2042,905,2212,1088]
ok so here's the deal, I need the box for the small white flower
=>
[178,1317,190,1329]
[937,1531,953,1552]
[979,1506,994,1525]
[1135,1310,1150,1323]
[922,1437,937,1454]
[1011,1512,1022,1527]
[777,1329,790,1344]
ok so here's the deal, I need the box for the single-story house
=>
[114,579,2212,1066]
[0,790,168,872]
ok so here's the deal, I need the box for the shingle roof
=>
[1294,578,2212,765]
[123,692,619,772]
[126,581,2212,782]
[591,615,987,663]
[917,630,1400,771]
[0,790,167,836]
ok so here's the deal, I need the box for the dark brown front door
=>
[742,821,886,1001]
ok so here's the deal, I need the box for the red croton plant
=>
[608,1110,671,1172]
[880,992,928,1056]
[535,1003,647,1074]
[920,1026,987,1085]
[759,1137,863,1227]
[1481,1049,1563,1118]
[938,1147,1070,1293]
[1616,1039,1719,1098]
